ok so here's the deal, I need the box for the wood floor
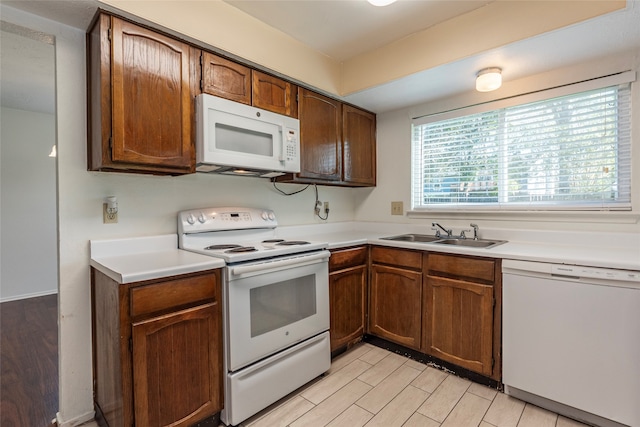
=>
[1,294,58,427]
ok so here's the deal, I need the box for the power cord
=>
[314,185,329,221]
[270,180,329,220]
[271,179,310,196]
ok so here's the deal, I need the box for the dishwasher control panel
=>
[503,259,640,285]
[551,264,640,282]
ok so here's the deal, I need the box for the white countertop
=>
[89,224,640,284]
[276,222,640,271]
[90,234,225,284]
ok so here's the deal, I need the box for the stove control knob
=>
[261,211,269,221]
[268,212,275,221]
[186,214,196,225]
[197,213,207,224]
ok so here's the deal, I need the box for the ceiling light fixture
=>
[475,67,502,92]
[367,0,397,6]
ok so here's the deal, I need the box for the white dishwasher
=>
[502,259,640,427]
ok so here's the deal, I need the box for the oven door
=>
[226,250,330,372]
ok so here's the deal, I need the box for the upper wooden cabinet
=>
[252,70,297,118]
[88,14,197,175]
[88,12,372,179]
[201,53,297,118]
[201,52,251,105]
[278,88,376,187]
[296,88,342,182]
[343,105,376,186]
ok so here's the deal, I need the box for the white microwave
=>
[196,94,300,178]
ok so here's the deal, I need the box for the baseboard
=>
[0,289,57,303]
[504,386,631,427]
[56,410,95,427]
[363,334,501,390]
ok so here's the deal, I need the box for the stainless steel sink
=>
[380,234,442,243]
[380,234,507,249]
[432,238,507,249]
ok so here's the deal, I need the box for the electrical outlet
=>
[391,201,403,215]
[103,203,118,224]
[323,201,329,212]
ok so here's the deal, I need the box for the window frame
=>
[410,71,635,214]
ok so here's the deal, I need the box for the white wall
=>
[355,50,640,236]
[0,5,359,426]
[0,107,58,301]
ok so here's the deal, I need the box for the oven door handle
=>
[230,251,330,277]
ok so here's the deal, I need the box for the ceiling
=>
[2,0,640,114]
[221,0,640,112]
[223,0,494,62]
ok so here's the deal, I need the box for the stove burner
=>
[277,241,311,246]
[225,246,258,253]
[205,244,242,250]
[262,239,285,244]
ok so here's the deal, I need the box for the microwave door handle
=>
[278,124,286,163]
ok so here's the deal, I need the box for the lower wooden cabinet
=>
[365,246,502,381]
[132,303,220,426]
[423,253,501,380]
[368,247,423,350]
[424,276,494,376]
[329,247,368,352]
[92,268,223,427]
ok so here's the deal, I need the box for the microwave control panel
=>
[283,128,298,163]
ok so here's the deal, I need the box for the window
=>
[412,77,632,211]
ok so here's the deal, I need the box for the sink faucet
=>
[431,222,452,238]
[470,223,479,240]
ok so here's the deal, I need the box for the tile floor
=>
[80,343,591,427]
[240,343,590,427]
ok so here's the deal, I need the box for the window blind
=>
[411,82,632,211]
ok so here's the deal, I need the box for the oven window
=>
[250,274,316,337]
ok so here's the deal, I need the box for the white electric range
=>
[178,207,331,426]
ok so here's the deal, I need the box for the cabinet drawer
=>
[428,254,495,283]
[371,246,422,270]
[130,272,219,318]
[330,246,367,271]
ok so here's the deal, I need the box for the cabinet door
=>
[252,70,296,117]
[297,88,342,181]
[132,303,222,427]
[342,105,376,186]
[201,52,251,104]
[329,265,367,352]
[111,17,193,170]
[369,264,422,349]
[424,276,494,376]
